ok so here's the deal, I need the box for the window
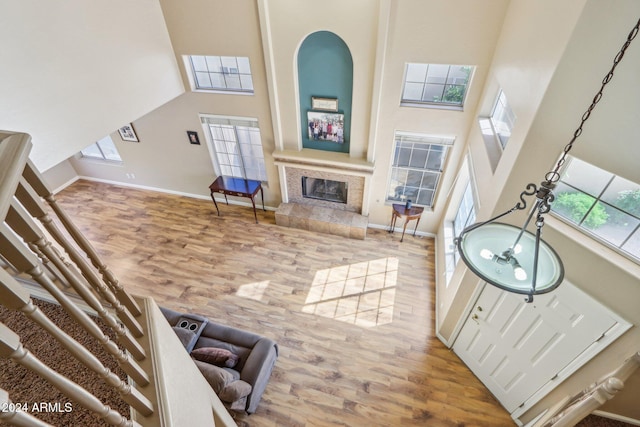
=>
[80,136,122,162]
[551,156,640,262]
[452,182,477,264]
[443,179,477,284]
[387,132,454,207]
[490,90,516,149]
[401,63,474,108]
[187,55,254,93]
[201,116,267,182]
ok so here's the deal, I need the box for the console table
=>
[389,203,424,242]
[209,176,265,223]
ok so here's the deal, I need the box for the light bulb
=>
[480,249,494,260]
[513,244,522,254]
[514,266,527,281]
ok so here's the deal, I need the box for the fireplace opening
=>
[301,177,348,204]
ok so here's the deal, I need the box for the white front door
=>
[453,281,619,413]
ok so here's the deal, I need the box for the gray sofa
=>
[160,306,278,414]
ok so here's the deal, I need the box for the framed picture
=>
[187,130,200,145]
[311,97,338,112]
[118,123,139,142]
[307,111,345,144]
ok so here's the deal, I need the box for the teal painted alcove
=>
[298,31,353,153]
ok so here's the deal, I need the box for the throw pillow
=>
[219,380,252,403]
[191,347,239,368]
[193,360,235,393]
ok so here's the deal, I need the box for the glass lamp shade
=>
[457,222,564,295]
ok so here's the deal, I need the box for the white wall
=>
[42,159,78,193]
[366,0,509,231]
[67,0,280,205]
[0,0,184,171]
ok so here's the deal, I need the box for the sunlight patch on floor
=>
[302,257,399,327]
[236,280,270,301]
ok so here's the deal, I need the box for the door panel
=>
[453,282,618,413]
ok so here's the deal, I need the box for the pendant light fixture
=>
[457,17,640,303]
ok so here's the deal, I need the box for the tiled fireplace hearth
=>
[272,149,374,239]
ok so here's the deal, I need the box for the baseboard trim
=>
[76,176,211,200]
[73,176,278,211]
[52,175,80,195]
[367,222,436,238]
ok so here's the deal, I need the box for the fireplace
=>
[273,158,370,213]
[302,177,348,204]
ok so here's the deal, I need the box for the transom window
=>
[387,132,454,207]
[490,89,516,149]
[80,136,122,162]
[401,63,474,108]
[187,55,254,93]
[551,156,640,262]
[201,116,266,182]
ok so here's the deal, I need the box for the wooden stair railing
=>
[15,178,144,338]
[0,131,234,426]
[6,195,147,363]
[0,132,147,426]
[0,217,149,386]
[22,160,142,318]
[532,352,640,427]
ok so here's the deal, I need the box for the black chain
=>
[544,17,640,184]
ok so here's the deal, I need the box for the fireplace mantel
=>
[273,149,374,215]
[272,149,374,175]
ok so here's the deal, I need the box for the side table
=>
[389,203,424,242]
[209,176,265,224]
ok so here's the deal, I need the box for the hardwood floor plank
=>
[54,180,515,426]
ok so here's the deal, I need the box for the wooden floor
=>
[55,180,515,427]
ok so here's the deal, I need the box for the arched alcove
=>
[297,31,353,153]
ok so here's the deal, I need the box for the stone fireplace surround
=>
[272,149,374,213]
[272,149,374,238]
[285,167,363,213]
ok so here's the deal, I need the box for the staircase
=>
[0,131,236,427]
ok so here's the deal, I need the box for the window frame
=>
[452,181,477,264]
[400,63,474,110]
[185,55,254,94]
[489,89,516,150]
[201,115,267,183]
[442,156,477,285]
[80,136,122,162]
[550,155,640,263]
[386,132,454,209]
